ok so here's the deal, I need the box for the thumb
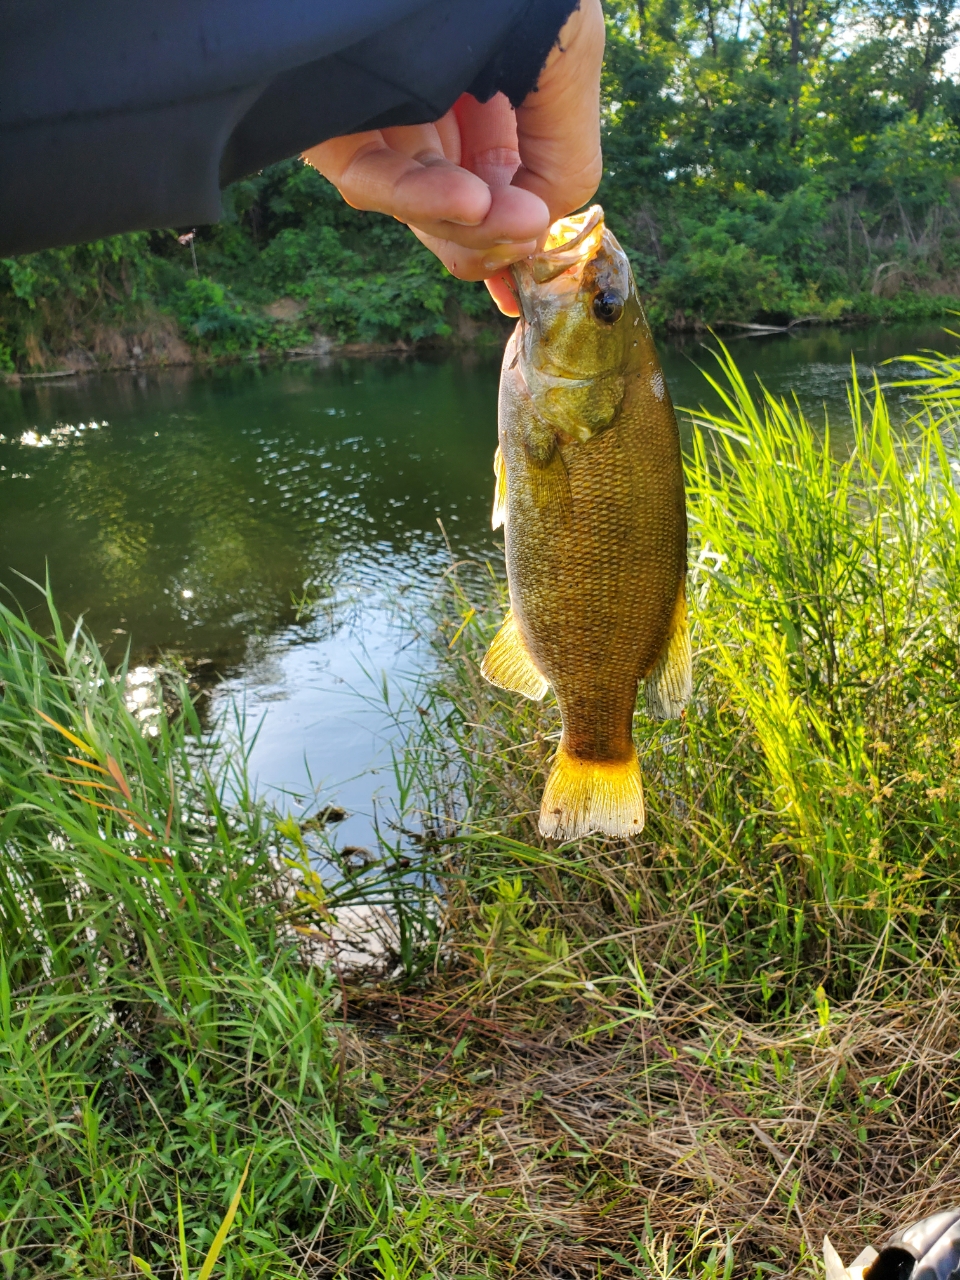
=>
[512,0,605,221]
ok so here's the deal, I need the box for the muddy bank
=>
[0,329,406,383]
[0,295,514,382]
[3,289,957,385]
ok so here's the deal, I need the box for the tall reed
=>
[0,589,468,1276]
[407,342,960,1006]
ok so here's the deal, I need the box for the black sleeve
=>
[0,0,579,258]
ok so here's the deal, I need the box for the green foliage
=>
[0,234,156,310]
[680,345,960,968]
[209,159,490,344]
[0,588,477,1276]
[0,234,164,368]
[600,0,960,325]
[415,349,960,1005]
[171,276,264,351]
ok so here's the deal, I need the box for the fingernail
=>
[474,161,521,189]
[482,242,536,271]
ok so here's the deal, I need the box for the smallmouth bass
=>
[481,205,691,840]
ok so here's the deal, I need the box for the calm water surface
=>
[0,321,951,844]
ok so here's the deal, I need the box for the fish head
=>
[510,205,642,442]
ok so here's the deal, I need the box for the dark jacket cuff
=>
[469,0,581,108]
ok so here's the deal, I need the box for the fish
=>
[480,204,690,841]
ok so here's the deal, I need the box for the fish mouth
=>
[522,205,606,284]
[508,205,611,376]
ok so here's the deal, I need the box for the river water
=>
[0,321,950,847]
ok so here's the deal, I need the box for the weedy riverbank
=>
[364,344,960,1276]
[3,346,960,1278]
[0,595,457,1276]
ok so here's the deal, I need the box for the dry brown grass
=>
[327,359,960,1277]
[346,955,960,1278]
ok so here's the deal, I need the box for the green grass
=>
[4,345,960,1277]
[0,588,478,1277]
[376,342,960,1274]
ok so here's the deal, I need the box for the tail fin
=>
[539,743,645,840]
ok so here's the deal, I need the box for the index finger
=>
[304,130,494,227]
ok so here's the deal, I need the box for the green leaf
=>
[197,1153,252,1280]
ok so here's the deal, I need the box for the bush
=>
[171,276,265,352]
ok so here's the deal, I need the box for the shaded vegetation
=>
[0,180,496,375]
[3,0,960,370]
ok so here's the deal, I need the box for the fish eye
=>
[593,291,624,324]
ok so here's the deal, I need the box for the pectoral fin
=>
[645,589,692,719]
[480,610,549,701]
[530,451,572,524]
[492,445,508,530]
[522,415,572,525]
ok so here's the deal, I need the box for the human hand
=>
[302,0,604,316]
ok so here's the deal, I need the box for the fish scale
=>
[481,205,691,840]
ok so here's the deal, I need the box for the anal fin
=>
[480,610,548,701]
[645,589,692,720]
[492,445,507,530]
[539,743,645,840]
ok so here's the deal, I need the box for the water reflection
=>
[0,323,953,842]
[0,356,502,661]
[661,320,954,416]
